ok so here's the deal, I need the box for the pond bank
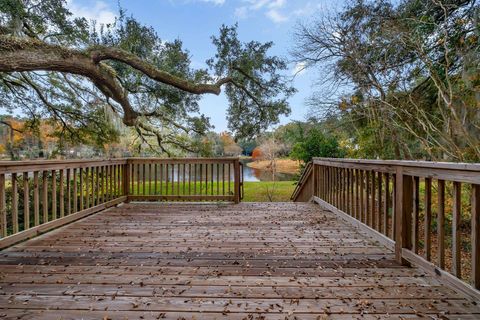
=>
[246,159,301,174]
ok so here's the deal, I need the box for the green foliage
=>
[290,128,346,163]
[208,25,295,139]
[294,0,480,162]
[237,138,257,156]
[0,3,294,157]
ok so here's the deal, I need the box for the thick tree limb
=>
[0,36,234,126]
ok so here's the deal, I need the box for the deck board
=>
[0,202,479,319]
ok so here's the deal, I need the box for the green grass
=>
[130,180,296,202]
[242,181,296,202]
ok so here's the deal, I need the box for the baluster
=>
[12,173,18,233]
[114,165,118,197]
[59,169,64,218]
[366,170,372,226]
[183,163,187,196]
[359,170,364,223]
[101,166,105,203]
[394,170,413,265]
[472,184,480,289]
[370,170,375,228]
[95,167,100,205]
[354,169,359,219]
[84,168,89,209]
[166,164,170,196]
[177,163,181,196]
[412,176,420,253]
[142,164,146,196]
[34,172,39,226]
[216,163,219,196]
[376,172,382,231]
[73,168,78,212]
[205,163,208,196]
[452,181,461,278]
[23,172,29,230]
[391,174,397,240]
[42,170,48,222]
[160,163,164,195]
[80,168,84,210]
[147,163,151,195]
[130,165,134,197]
[0,173,5,237]
[66,169,71,215]
[172,164,175,195]
[154,164,158,195]
[190,163,193,196]
[437,179,445,269]
[383,173,389,236]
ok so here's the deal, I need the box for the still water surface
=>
[241,159,296,182]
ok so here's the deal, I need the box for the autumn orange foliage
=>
[251,147,263,161]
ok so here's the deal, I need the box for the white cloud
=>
[292,2,323,17]
[234,6,248,19]
[292,61,307,76]
[266,9,287,23]
[198,0,225,5]
[67,0,116,25]
[234,0,289,24]
[171,0,226,5]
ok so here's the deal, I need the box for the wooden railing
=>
[292,157,480,299]
[0,157,242,249]
[127,158,242,202]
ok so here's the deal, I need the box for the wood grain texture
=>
[0,202,478,319]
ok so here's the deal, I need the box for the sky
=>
[66,0,342,132]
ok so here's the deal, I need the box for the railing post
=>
[123,160,130,201]
[472,184,480,289]
[313,163,318,198]
[394,166,413,265]
[233,159,240,204]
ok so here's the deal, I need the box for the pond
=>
[241,159,297,182]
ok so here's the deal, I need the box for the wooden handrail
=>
[293,157,480,300]
[0,157,243,249]
[127,157,241,203]
[290,162,313,201]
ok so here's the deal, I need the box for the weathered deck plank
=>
[0,202,479,319]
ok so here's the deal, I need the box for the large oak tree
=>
[0,0,294,155]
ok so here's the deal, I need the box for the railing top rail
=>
[128,157,240,163]
[0,157,242,174]
[128,157,239,160]
[314,157,480,172]
[290,162,313,201]
[0,158,128,174]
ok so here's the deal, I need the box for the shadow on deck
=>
[1,202,479,319]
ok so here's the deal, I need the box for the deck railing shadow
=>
[292,157,480,300]
[0,157,243,249]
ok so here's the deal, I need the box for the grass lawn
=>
[130,180,297,202]
[242,181,296,202]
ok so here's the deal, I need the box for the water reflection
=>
[240,159,296,182]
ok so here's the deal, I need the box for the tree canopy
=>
[294,0,479,162]
[0,0,294,155]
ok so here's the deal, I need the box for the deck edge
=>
[312,195,480,302]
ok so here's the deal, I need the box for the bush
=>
[290,129,346,163]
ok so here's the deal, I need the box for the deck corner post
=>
[472,184,480,289]
[234,159,240,204]
[394,166,413,265]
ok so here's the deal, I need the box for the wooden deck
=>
[0,202,479,319]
